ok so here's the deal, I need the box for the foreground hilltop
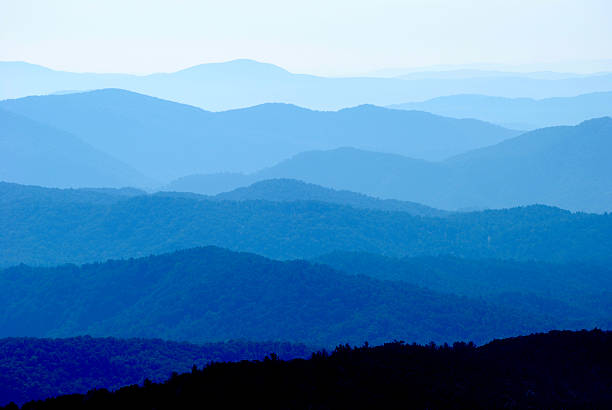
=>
[5,330,612,409]
[0,337,311,406]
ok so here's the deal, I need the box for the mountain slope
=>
[181,118,612,212]
[0,247,561,347]
[313,252,612,328]
[389,91,612,129]
[442,117,612,211]
[1,183,611,267]
[0,89,518,180]
[4,60,612,110]
[0,109,151,188]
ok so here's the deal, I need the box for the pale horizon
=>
[2,0,612,76]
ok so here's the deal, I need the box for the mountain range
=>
[2,181,611,267]
[0,89,518,180]
[172,117,612,212]
[390,91,612,129]
[3,88,611,213]
[0,246,570,347]
[4,60,612,110]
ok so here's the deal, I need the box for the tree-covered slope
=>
[6,330,612,409]
[214,179,449,217]
[1,186,611,267]
[0,182,145,206]
[0,247,560,347]
[313,252,612,328]
[0,337,311,406]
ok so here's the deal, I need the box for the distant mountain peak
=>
[222,102,314,114]
[576,116,612,127]
[174,59,291,76]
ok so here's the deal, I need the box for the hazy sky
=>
[1,0,612,75]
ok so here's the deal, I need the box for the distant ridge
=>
[389,91,612,129]
[0,89,518,181]
[173,118,612,212]
[215,179,449,217]
[4,60,612,110]
[0,108,152,188]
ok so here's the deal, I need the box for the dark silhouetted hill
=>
[0,337,312,406]
[5,330,612,409]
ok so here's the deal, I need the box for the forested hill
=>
[313,252,612,329]
[214,178,449,217]
[0,182,145,206]
[5,330,612,409]
[1,187,611,267]
[0,337,312,406]
[0,246,558,347]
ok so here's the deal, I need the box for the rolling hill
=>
[213,179,449,217]
[0,89,518,181]
[389,91,612,129]
[0,109,151,188]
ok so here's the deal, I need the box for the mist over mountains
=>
[390,91,612,129]
[167,117,612,213]
[3,56,612,408]
[3,60,612,111]
[0,89,517,180]
[0,108,150,188]
[3,87,612,212]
